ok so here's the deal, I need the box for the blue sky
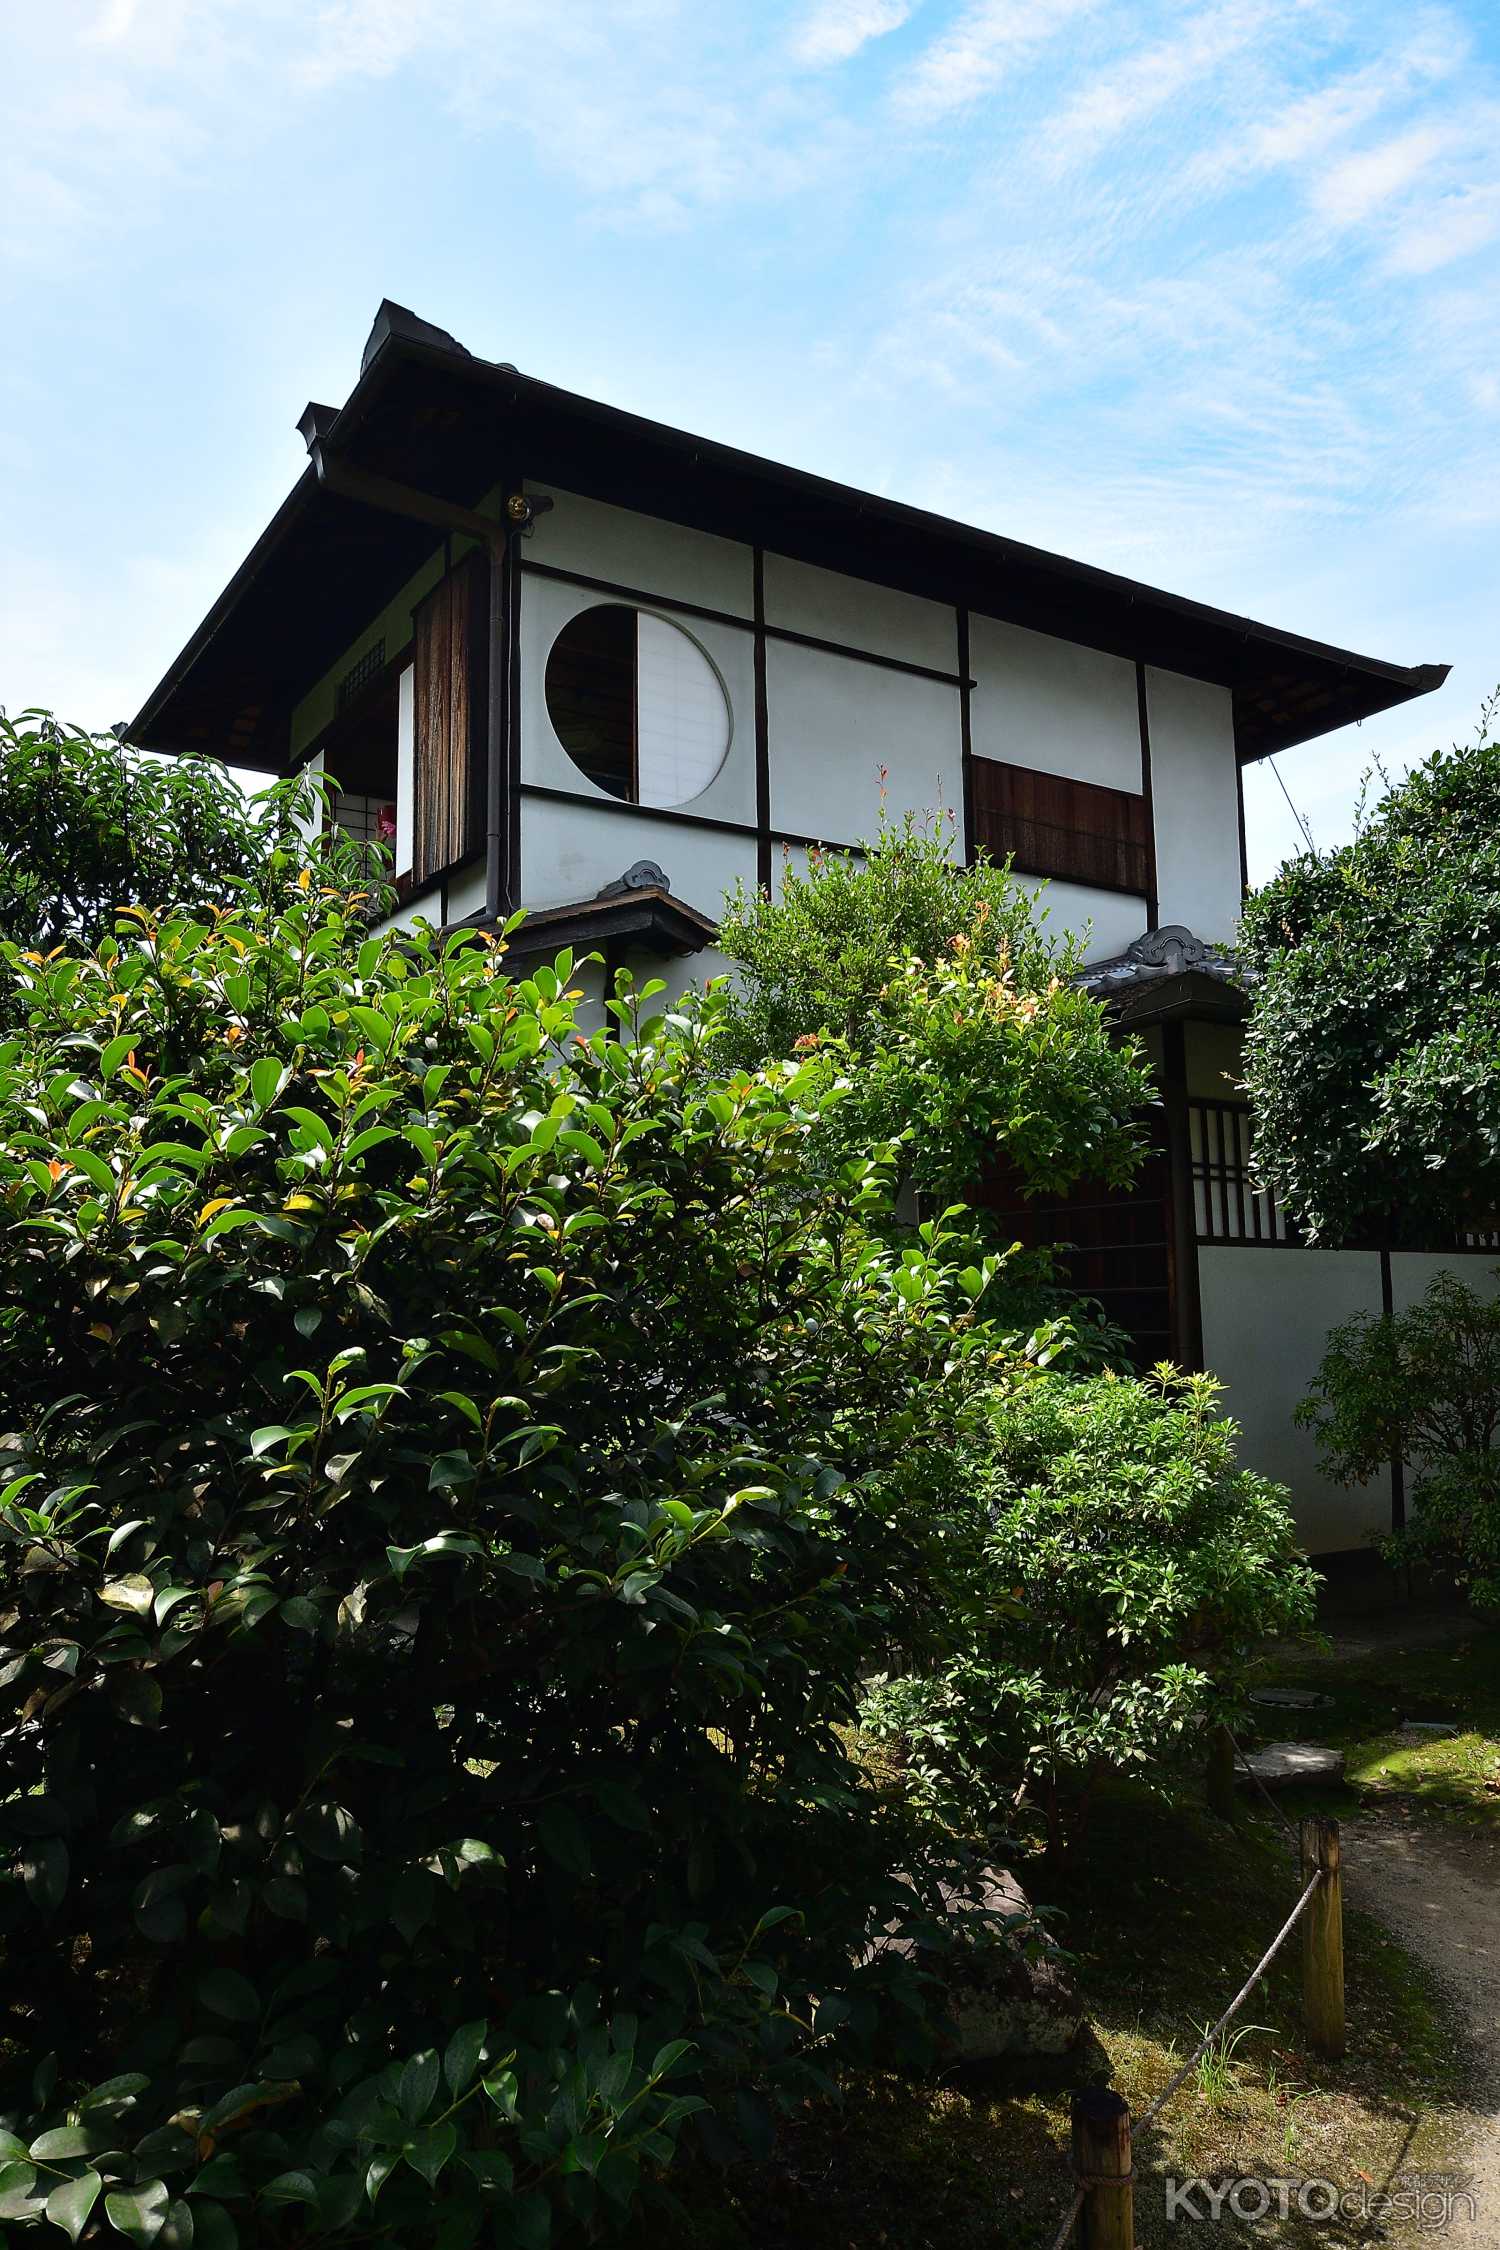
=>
[4,0,1498,883]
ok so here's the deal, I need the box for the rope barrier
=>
[1043,1859,1327,2246]
[1136,1865,1323,2131]
[1044,2184,1086,2250]
[1223,1722,1303,1860]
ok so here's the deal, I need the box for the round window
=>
[545,604,730,808]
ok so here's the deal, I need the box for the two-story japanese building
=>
[132,299,1483,1555]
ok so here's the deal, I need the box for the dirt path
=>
[1342,1810,1500,2245]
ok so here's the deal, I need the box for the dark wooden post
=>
[1158,1022,1204,1371]
[1206,1724,1237,1820]
[1071,2088,1134,2249]
[1301,1817,1344,2060]
[1378,1248,1409,1545]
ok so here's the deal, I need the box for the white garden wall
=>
[1199,1247,1385,1554]
[1200,1246,1500,1555]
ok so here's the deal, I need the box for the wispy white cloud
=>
[295,0,439,86]
[85,0,141,44]
[790,0,916,66]
[1041,0,1303,170]
[1185,13,1468,196]
[1311,119,1456,228]
[1383,181,1500,272]
[894,0,1096,125]
[1,0,861,256]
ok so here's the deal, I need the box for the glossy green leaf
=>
[442,2018,487,2098]
[197,1968,260,2024]
[397,2049,439,2126]
[0,2162,44,2222]
[30,2125,110,2161]
[103,2179,170,2245]
[46,2169,102,2243]
[21,1837,68,1915]
[404,2120,456,2187]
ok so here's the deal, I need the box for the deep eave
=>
[132,303,1449,774]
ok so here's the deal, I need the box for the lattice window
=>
[1190,1101,1500,1252]
[336,640,387,713]
[1189,1100,1298,1245]
[331,791,394,849]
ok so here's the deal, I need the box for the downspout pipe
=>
[296,406,550,923]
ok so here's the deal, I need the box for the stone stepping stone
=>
[1235,1741,1345,1789]
[1250,1687,1334,1711]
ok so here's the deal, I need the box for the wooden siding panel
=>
[413,553,489,884]
[971,756,1151,896]
[972,1135,1174,1373]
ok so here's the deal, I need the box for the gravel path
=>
[1342,1810,1500,2245]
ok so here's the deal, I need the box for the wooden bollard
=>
[1300,1815,1345,2060]
[1206,1723,1237,1820]
[1071,2088,1134,2249]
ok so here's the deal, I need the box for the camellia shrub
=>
[862,1369,1318,1857]
[1299,1269,1500,1606]
[0,873,1013,2245]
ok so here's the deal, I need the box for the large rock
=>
[871,1866,1086,2062]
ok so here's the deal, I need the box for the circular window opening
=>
[545,603,730,808]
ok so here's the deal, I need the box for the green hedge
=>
[0,888,1005,2246]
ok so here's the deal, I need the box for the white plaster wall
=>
[766,643,963,843]
[763,553,959,672]
[1198,1247,1387,1553]
[519,572,758,829]
[444,861,489,924]
[650,942,736,1013]
[1388,1254,1500,1316]
[379,891,442,937]
[298,750,326,844]
[522,485,754,619]
[1145,667,1243,945]
[968,617,1142,791]
[395,665,415,876]
[518,795,758,919]
[1017,876,1148,963]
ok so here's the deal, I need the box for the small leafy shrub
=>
[716,812,1153,1208]
[1299,1269,1500,1605]
[0,876,1012,2246]
[862,1370,1317,1856]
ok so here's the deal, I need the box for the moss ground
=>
[1252,1603,1500,1828]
